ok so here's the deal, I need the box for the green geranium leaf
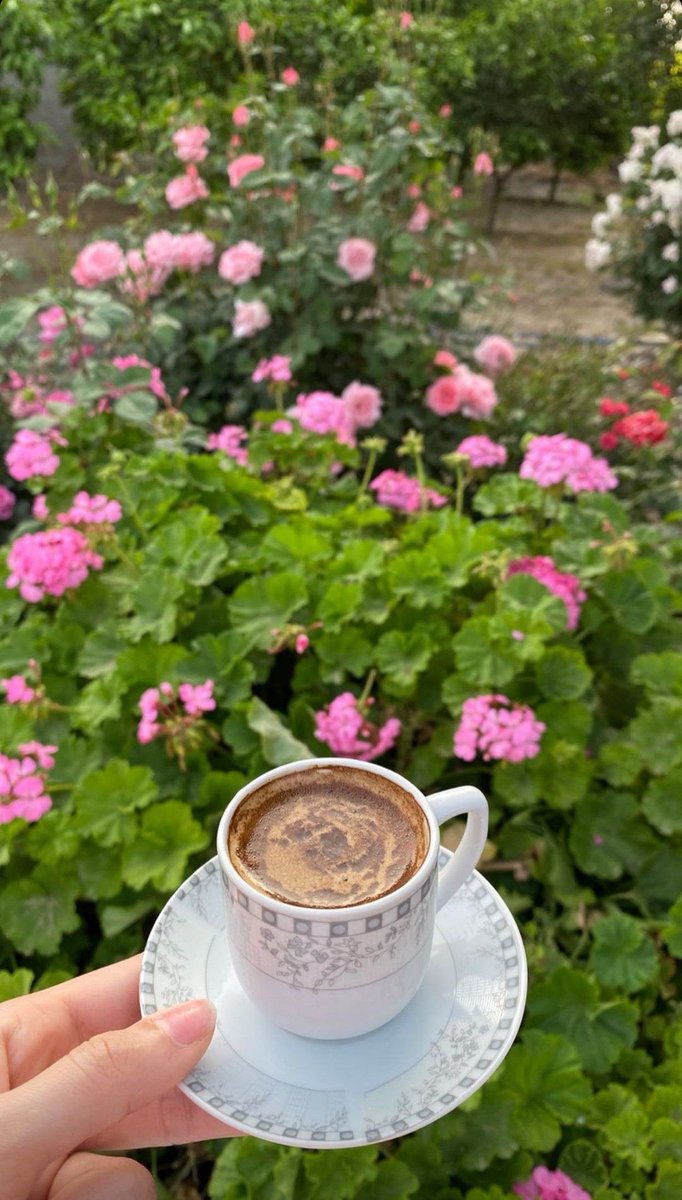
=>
[261,521,333,567]
[651,1119,682,1163]
[317,628,374,676]
[599,570,658,633]
[303,1146,378,1200]
[113,390,157,425]
[643,770,682,835]
[646,1162,682,1200]
[527,967,637,1072]
[629,702,682,775]
[0,968,34,1001]
[72,760,158,847]
[501,1030,592,1151]
[147,507,228,586]
[0,296,41,346]
[473,474,544,516]
[123,801,208,891]
[631,652,682,697]
[499,574,568,633]
[318,580,364,631]
[590,912,659,993]
[0,874,79,955]
[99,897,155,939]
[77,624,127,678]
[536,647,592,700]
[662,897,682,957]
[597,741,642,787]
[71,674,125,732]
[247,698,314,766]
[126,569,184,642]
[376,629,433,693]
[453,616,516,686]
[558,1139,609,1193]
[229,571,308,648]
[570,791,658,881]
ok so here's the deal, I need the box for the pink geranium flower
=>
[252,355,292,383]
[57,491,122,527]
[474,334,517,374]
[237,20,254,45]
[232,104,250,127]
[1,675,35,704]
[456,435,508,468]
[5,430,62,482]
[426,374,462,416]
[370,469,446,512]
[454,695,545,763]
[71,240,125,288]
[165,165,209,209]
[0,485,15,521]
[232,299,271,338]
[218,240,264,285]
[336,237,376,282]
[7,527,103,603]
[172,125,210,163]
[38,306,67,344]
[513,1166,591,1200]
[323,136,340,152]
[434,349,458,370]
[315,692,401,761]
[0,751,53,824]
[520,434,618,493]
[281,66,300,86]
[341,381,383,431]
[292,392,355,446]
[474,151,494,176]
[178,681,216,716]
[227,153,265,188]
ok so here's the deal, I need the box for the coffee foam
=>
[228,765,429,908]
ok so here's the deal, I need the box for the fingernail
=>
[151,998,217,1046]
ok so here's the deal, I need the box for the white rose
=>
[662,275,678,294]
[585,238,611,271]
[662,242,680,262]
[619,159,643,183]
[666,110,682,139]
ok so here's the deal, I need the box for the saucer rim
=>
[140,853,527,1150]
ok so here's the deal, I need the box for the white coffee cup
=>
[216,757,488,1040]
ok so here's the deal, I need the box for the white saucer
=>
[140,850,527,1149]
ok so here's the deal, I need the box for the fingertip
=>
[150,998,217,1046]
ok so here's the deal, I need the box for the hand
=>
[0,953,238,1199]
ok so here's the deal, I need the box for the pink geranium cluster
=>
[2,674,36,704]
[454,694,545,763]
[0,742,56,824]
[57,491,122,527]
[172,125,210,164]
[456,435,508,468]
[315,693,401,761]
[0,485,15,520]
[252,355,292,383]
[514,1166,591,1200]
[165,164,209,209]
[112,354,168,402]
[291,382,382,445]
[218,240,264,284]
[520,434,617,493]
[137,680,215,744]
[2,373,74,420]
[426,366,498,419]
[5,430,63,482]
[6,528,104,602]
[507,555,586,631]
[474,334,517,374]
[207,424,249,465]
[370,469,447,512]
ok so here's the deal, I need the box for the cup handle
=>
[425,786,489,909]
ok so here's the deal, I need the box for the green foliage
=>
[0,1,50,189]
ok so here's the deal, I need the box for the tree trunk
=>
[485,171,504,235]
[547,164,561,203]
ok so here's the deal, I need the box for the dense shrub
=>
[0,0,50,189]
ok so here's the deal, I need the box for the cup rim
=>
[216,756,440,919]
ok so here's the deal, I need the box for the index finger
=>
[0,954,143,1089]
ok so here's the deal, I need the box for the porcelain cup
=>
[216,756,488,1039]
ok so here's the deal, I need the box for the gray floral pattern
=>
[140,852,526,1149]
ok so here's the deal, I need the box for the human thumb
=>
[0,997,216,1196]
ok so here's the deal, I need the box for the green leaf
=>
[597,741,642,787]
[527,967,638,1073]
[126,569,184,642]
[318,580,364,631]
[317,628,373,676]
[631,652,682,697]
[630,702,682,774]
[499,574,568,633]
[376,629,433,693]
[0,968,34,1001]
[72,760,158,847]
[303,1147,378,1200]
[0,296,40,346]
[662,897,682,957]
[536,647,592,700]
[71,674,124,732]
[357,1159,419,1200]
[472,474,544,516]
[646,1162,682,1200]
[570,791,657,881]
[261,521,332,567]
[247,698,313,766]
[501,1031,592,1151]
[0,875,79,955]
[643,770,682,835]
[558,1140,609,1193]
[99,897,155,938]
[599,570,658,633]
[590,912,659,993]
[113,390,157,425]
[229,572,308,649]
[122,801,208,891]
[77,624,126,678]
[147,507,228,586]
[454,616,516,686]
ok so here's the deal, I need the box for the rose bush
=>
[0,275,680,1196]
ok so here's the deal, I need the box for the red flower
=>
[616,368,630,380]
[599,431,620,451]
[612,409,669,446]
[599,396,630,417]
[652,380,673,398]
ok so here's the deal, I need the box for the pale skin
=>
[0,954,239,1200]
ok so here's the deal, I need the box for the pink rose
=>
[171,232,215,273]
[456,366,498,418]
[281,66,300,86]
[336,237,376,282]
[71,240,125,288]
[323,136,340,152]
[341,381,383,431]
[232,299,271,338]
[408,120,421,134]
[451,186,463,199]
[332,164,364,182]
[172,125,210,163]
[474,151,494,176]
[232,104,250,127]
[407,201,430,232]
[165,165,209,209]
[425,374,461,416]
[237,20,255,45]
[120,249,170,302]
[474,334,518,374]
[399,11,414,29]
[227,153,265,188]
[440,104,452,117]
[218,240,265,284]
[406,183,421,199]
[143,230,178,271]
